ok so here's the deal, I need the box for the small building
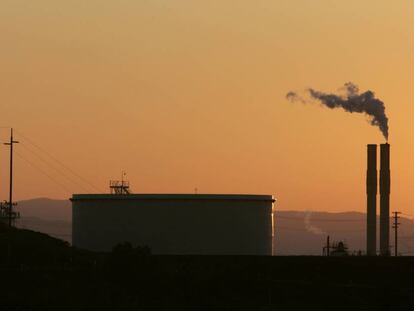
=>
[71,193,275,255]
[330,241,349,257]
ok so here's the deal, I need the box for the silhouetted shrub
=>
[105,242,153,281]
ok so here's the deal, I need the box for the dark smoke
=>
[286,91,307,104]
[286,82,389,140]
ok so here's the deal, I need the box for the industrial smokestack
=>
[380,143,391,256]
[366,144,377,256]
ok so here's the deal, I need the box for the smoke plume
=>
[304,211,325,236]
[286,82,389,140]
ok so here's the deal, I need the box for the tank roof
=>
[71,193,275,202]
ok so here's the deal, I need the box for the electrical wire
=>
[19,143,91,193]
[14,129,102,193]
[15,150,73,194]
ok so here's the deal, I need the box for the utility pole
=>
[323,236,330,256]
[327,235,330,256]
[392,211,401,257]
[4,128,19,227]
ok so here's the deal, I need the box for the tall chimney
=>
[366,144,377,256]
[380,143,390,256]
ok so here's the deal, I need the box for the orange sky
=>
[1,1,414,214]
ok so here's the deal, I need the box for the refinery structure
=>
[71,143,392,257]
[72,186,275,255]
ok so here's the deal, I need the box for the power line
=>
[15,151,73,194]
[16,129,102,192]
[14,130,102,193]
[19,143,91,193]
[400,212,414,219]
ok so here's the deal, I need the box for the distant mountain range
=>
[13,198,414,255]
[15,198,72,243]
[17,198,71,221]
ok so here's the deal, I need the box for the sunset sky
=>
[1,1,414,214]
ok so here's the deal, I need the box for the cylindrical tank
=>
[71,194,275,255]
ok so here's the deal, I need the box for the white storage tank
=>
[71,194,275,255]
